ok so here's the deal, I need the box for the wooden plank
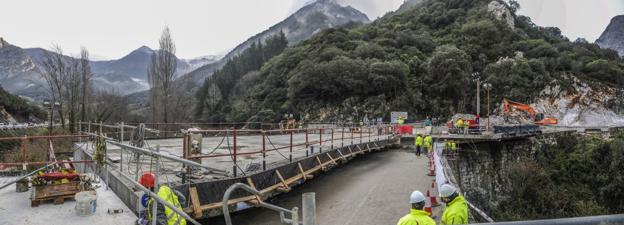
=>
[297,163,312,180]
[274,170,290,191]
[246,177,262,203]
[336,149,346,161]
[246,177,256,190]
[316,156,326,170]
[199,162,330,211]
[189,187,202,218]
[326,153,337,165]
[356,145,364,153]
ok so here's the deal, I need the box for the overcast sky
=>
[0,0,622,60]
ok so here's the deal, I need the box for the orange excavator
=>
[502,98,558,125]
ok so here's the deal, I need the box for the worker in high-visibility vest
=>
[415,134,423,156]
[396,191,435,225]
[440,184,468,225]
[424,135,433,154]
[140,173,187,225]
[444,139,451,154]
[455,118,464,134]
[463,120,470,135]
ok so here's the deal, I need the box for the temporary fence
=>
[0,134,92,169]
[432,141,495,223]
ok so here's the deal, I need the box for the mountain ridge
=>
[597,15,624,56]
[180,0,370,86]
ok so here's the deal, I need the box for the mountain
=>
[181,0,370,86]
[396,0,426,13]
[90,46,220,94]
[201,0,624,123]
[0,38,49,100]
[0,39,221,98]
[597,15,624,57]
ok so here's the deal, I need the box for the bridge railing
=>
[184,125,394,176]
[469,214,624,225]
[75,122,395,177]
[0,134,93,169]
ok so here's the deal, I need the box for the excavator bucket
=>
[536,117,558,125]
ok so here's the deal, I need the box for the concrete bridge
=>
[1,123,623,225]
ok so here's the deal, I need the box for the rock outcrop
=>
[487,1,514,29]
[596,15,624,56]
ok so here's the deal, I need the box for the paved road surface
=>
[204,149,442,225]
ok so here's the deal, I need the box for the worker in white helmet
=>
[396,191,435,225]
[439,184,468,225]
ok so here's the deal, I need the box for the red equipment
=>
[139,172,155,188]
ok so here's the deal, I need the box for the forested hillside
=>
[0,86,44,122]
[197,0,624,123]
[195,32,288,121]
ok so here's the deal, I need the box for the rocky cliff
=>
[597,15,624,56]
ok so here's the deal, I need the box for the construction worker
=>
[424,134,433,155]
[463,120,470,135]
[444,139,451,154]
[450,141,458,159]
[424,117,432,127]
[139,173,187,225]
[415,133,423,156]
[396,191,435,225]
[455,118,464,134]
[398,116,405,125]
[440,184,468,225]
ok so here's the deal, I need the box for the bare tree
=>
[79,47,93,123]
[92,90,128,122]
[41,45,69,129]
[65,56,82,132]
[148,26,177,123]
[40,46,93,132]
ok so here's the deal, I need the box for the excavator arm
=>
[502,98,558,125]
[502,98,537,117]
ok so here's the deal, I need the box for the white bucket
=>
[75,191,98,216]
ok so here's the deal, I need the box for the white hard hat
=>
[409,191,426,203]
[439,184,456,198]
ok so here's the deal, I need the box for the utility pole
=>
[472,72,480,116]
[483,83,492,132]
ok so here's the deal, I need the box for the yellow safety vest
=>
[441,195,469,225]
[397,209,436,225]
[415,136,423,146]
[456,119,463,128]
[148,186,187,225]
[424,136,432,149]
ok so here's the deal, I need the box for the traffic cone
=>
[424,202,432,214]
[427,164,435,176]
[430,195,440,207]
[426,189,431,197]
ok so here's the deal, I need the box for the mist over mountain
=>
[597,15,624,57]
[0,39,221,99]
[181,0,371,86]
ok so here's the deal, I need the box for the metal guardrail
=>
[469,214,624,225]
[222,183,317,225]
